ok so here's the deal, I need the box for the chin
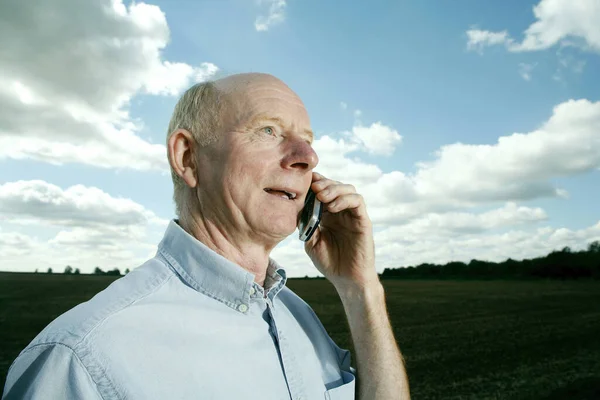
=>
[257,212,297,239]
[279,224,298,237]
[267,222,297,239]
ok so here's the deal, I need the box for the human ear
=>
[167,129,198,188]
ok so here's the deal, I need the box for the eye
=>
[262,126,275,136]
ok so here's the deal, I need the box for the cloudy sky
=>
[1,0,599,277]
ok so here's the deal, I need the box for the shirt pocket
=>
[324,370,356,400]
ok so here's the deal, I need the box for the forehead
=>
[221,77,312,132]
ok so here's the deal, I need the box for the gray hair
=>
[166,81,224,218]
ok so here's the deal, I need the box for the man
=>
[3,73,410,399]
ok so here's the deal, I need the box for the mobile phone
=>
[298,188,323,242]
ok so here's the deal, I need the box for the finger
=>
[316,183,356,203]
[312,171,325,182]
[326,193,365,214]
[311,176,343,193]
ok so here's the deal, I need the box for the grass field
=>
[1,272,599,399]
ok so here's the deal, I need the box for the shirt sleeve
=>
[2,343,103,400]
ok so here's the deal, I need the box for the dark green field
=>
[1,272,599,399]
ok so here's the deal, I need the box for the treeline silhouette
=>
[37,266,130,276]
[93,267,124,276]
[381,241,600,280]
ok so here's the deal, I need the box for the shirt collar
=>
[157,219,287,313]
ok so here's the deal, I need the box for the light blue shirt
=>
[3,220,356,400]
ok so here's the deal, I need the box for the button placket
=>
[265,300,305,399]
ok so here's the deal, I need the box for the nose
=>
[282,138,319,171]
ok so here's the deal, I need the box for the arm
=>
[337,280,410,399]
[2,344,103,400]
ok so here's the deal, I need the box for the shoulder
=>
[5,256,175,399]
[3,342,104,400]
[23,256,174,352]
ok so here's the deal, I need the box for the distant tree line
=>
[41,266,131,275]
[63,266,80,274]
[381,241,600,280]
[93,266,122,276]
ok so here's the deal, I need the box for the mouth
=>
[264,188,297,200]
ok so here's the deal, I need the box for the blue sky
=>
[0,0,599,276]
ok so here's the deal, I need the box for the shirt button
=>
[249,287,255,296]
[238,304,249,313]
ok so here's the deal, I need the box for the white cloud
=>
[375,220,600,271]
[375,203,547,238]
[0,179,169,273]
[0,0,218,171]
[466,30,513,53]
[145,61,219,97]
[516,0,600,52]
[314,99,600,227]
[255,0,286,32]
[402,99,600,204]
[0,227,159,274]
[0,231,39,258]
[0,180,168,227]
[313,119,402,180]
[48,225,153,252]
[466,0,600,53]
[272,236,319,277]
[340,102,348,111]
[518,62,537,81]
[313,135,383,188]
[348,122,403,156]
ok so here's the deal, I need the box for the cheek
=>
[226,152,274,200]
[237,148,278,176]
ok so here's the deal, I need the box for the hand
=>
[304,172,379,290]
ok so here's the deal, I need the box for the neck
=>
[178,213,273,287]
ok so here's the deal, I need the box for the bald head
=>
[213,72,294,95]
[212,73,308,133]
